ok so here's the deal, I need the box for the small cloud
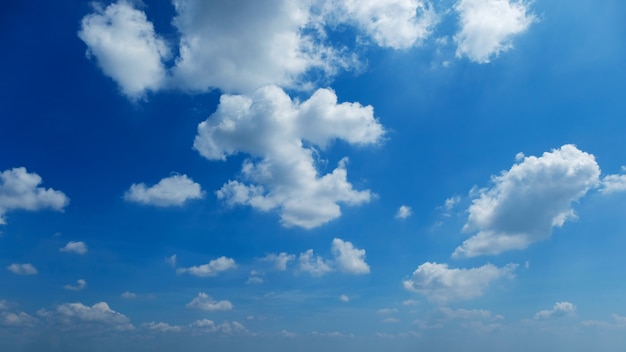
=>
[395,205,412,219]
[143,321,182,333]
[165,254,177,267]
[59,241,88,255]
[261,252,295,271]
[298,249,333,277]
[534,301,576,320]
[339,294,350,302]
[246,274,263,285]
[443,196,460,210]
[377,308,398,315]
[7,263,37,276]
[124,174,204,207]
[177,256,236,277]
[186,292,233,311]
[0,167,69,225]
[121,291,137,299]
[64,279,87,291]
[331,238,370,275]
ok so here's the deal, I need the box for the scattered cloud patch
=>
[601,174,626,194]
[454,0,536,63]
[454,145,600,258]
[339,294,350,302]
[165,254,177,267]
[143,321,182,333]
[189,319,249,335]
[64,279,87,291]
[78,1,170,99]
[396,205,412,219]
[262,252,295,271]
[331,238,370,274]
[176,256,236,277]
[195,85,384,229]
[121,291,137,299]
[0,167,69,225]
[403,262,517,302]
[299,249,334,277]
[534,301,576,319]
[59,241,88,255]
[186,292,233,311]
[124,174,204,207]
[7,263,37,276]
[329,0,437,49]
[38,302,134,331]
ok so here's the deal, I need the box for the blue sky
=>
[1,0,626,351]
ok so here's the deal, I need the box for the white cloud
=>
[176,256,236,277]
[403,262,517,302]
[186,293,233,311]
[246,275,263,285]
[189,319,249,335]
[143,321,182,333]
[7,263,37,276]
[64,279,87,291]
[124,174,204,207]
[534,301,576,319]
[329,0,437,49]
[196,85,384,228]
[38,302,134,331]
[444,196,460,210]
[59,241,88,255]
[262,252,295,270]
[0,167,69,225]
[165,254,177,267]
[78,1,170,99]
[454,0,536,63]
[1,311,37,327]
[298,249,333,277]
[601,174,626,194]
[378,308,398,315]
[396,205,412,219]
[121,291,137,299]
[169,0,351,93]
[331,238,370,274]
[454,145,600,258]
[339,294,350,302]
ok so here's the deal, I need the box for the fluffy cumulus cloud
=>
[331,238,370,274]
[195,85,384,228]
[328,0,436,49]
[124,174,204,207]
[262,252,295,271]
[64,279,87,291]
[454,0,536,63]
[534,301,577,319]
[38,302,134,331]
[59,241,88,255]
[170,0,351,93]
[186,292,233,311]
[298,249,334,277]
[190,319,249,335]
[176,256,236,277]
[0,167,69,225]
[7,263,38,276]
[454,145,600,258]
[396,205,412,219]
[403,262,517,302]
[298,238,370,276]
[78,1,171,98]
[601,173,626,194]
[143,321,182,333]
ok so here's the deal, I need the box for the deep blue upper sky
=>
[1,0,626,351]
